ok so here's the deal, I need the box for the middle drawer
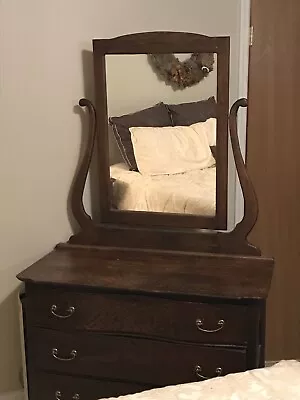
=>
[27,328,247,386]
[25,287,255,344]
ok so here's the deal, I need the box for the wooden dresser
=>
[17,32,275,400]
[18,245,273,400]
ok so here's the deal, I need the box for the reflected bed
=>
[110,163,216,216]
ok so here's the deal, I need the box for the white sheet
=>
[101,360,300,400]
[110,163,216,216]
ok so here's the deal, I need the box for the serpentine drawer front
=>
[24,287,256,345]
[27,327,247,386]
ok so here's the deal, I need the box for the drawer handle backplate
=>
[52,348,77,361]
[195,365,222,380]
[196,318,225,333]
[55,391,80,400]
[51,305,75,319]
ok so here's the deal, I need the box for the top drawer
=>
[24,286,257,344]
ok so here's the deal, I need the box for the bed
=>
[101,360,300,400]
[110,162,216,215]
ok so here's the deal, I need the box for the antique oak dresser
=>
[17,32,274,400]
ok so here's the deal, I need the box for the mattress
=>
[101,360,300,400]
[110,163,216,216]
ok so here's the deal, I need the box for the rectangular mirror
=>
[107,53,217,218]
[93,33,229,229]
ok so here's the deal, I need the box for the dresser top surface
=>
[17,245,274,300]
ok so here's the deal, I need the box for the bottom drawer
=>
[29,371,153,400]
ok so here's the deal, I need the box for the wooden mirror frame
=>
[93,32,229,230]
[68,32,260,256]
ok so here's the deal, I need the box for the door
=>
[247,0,300,360]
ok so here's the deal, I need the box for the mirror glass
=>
[106,53,218,217]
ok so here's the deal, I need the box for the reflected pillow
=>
[109,103,172,171]
[167,96,217,126]
[193,118,217,146]
[129,122,215,176]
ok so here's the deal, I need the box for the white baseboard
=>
[0,390,24,400]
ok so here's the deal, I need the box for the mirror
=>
[106,53,217,218]
[93,33,230,230]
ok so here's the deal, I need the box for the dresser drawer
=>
[24,287,256,344]
[28,328,247,386]
[29,371,152,400]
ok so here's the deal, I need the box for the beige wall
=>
[0,0,241,395]
[106,54,218,117]
[106,54,218,164]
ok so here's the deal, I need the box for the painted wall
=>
[106,54,218,117]
[0,0,241,395]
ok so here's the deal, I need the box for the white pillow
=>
[129,122,215,176]
[192,118,217,146]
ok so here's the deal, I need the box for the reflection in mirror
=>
[106,53,217,217]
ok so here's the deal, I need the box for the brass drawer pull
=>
[51,305,75,319]
[52,348,77,361]
[196,318,225,333]
[55,391,80,399]
[195,365,222,380]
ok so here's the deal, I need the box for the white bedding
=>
[101,360,300,400]
[110,163,216,216]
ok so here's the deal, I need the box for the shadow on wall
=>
[0,288,23,394]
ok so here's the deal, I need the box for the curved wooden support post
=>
[68,97,261,254]
[230,98,259,241]
[70,98,97,230]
